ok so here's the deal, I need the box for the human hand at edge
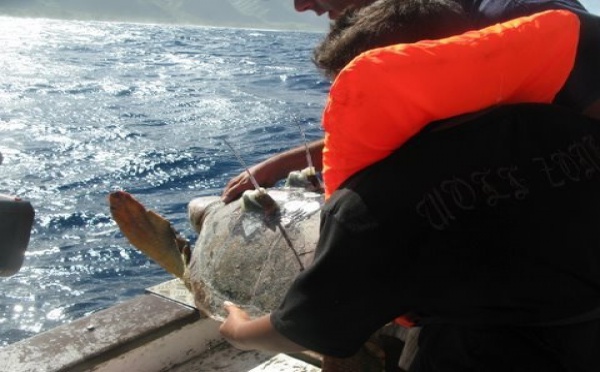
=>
[221,161,281,204]
[220,301,255,351]
[220,301,307,354]
[221,139,325,204]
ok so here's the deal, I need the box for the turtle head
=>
[188,196,222,234]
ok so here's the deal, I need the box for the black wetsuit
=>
[271,1,600,368]
[271,104,600,370]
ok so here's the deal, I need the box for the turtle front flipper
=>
[108,191,187,279]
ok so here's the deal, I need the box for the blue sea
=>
[0,16,328,347]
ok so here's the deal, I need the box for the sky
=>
[581,0,600,14]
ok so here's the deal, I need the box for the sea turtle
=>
[108,168,323,320]
[109,169,406,371]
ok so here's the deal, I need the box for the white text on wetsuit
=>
[416,135,600,230]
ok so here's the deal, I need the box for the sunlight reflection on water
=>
[0,15,328,346]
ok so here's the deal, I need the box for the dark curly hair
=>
[313,0,474,79]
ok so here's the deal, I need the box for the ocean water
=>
[0,16,328,347]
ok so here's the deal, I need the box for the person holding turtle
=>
[219,0,600,371]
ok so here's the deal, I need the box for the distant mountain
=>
[0,0,329,32]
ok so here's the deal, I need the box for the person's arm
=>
[221,139,324,204]
[219,302,308,353]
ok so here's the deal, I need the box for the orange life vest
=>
[321,9,580,199]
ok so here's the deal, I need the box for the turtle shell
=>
[187,188,323,319]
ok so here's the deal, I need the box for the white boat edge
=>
[0,278,323,372]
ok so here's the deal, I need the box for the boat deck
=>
[1,279,322,372]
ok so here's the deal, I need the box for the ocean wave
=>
[0,17,327,347]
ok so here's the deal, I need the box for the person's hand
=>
[221,140,325,204]
[220,301,308,353]
[221,162,280,204]
[220,301,254,350]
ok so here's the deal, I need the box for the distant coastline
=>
[1,0,597,33]
[0,0,329,32]
[0,13,327,33]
